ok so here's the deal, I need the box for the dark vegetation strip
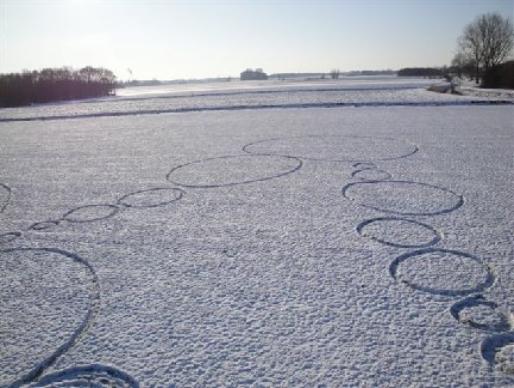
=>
[0,67,116,107]
[398,68,445,77]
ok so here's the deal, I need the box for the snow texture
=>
[0,77,512,123]
[0,77,513,386]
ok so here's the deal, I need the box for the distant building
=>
[240,68,268,80]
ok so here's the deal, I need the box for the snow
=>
[453,78,514,100]
[458,86,514,100]
[1,77,512,123]
[0,78,513,386]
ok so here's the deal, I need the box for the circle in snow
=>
[351,168,392,181]
[243,135,418,162]
[62,204,119,223]
[118,187,184,208]
[28,220,60,232]
[342,180,464,216]
[353,162,376,169]
[166,154,302,188]
[31,364,140,387]
[0,183,11,213]
[389,248,495,297]
[0,247,99,387]
[481,333,514,374]
[450,295,512,332]
[356,217,441,248]
[0,232,22,244]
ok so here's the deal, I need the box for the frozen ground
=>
[1,77,512,123]
[1,77,514,387]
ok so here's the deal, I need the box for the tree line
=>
[0,67,116,107]
[398,13,513,89]
[397,68,444,77]
[452,13,513,87]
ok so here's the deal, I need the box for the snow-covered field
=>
[1,77,513,387]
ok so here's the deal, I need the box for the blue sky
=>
[1,0,513,79]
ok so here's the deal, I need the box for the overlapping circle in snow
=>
[28,220,61,232]
[166,154,302,188]
[118,187,184,208]
[450,295,512,332]
[481,333,514,374]
[30,364,140,387]
[243,135,419,162]
[0,248,99,387]
[0,183,11,213]
[356,217,441,248]
[351,168,393,181]
[62,204,119,223]
[353,162,377,169]
[342,180,464,216]
[0,231,21,244]
[389,248,495,297]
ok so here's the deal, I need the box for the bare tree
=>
[457,13,514,82]
[451,52,476,79]
[330,69,340,79]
